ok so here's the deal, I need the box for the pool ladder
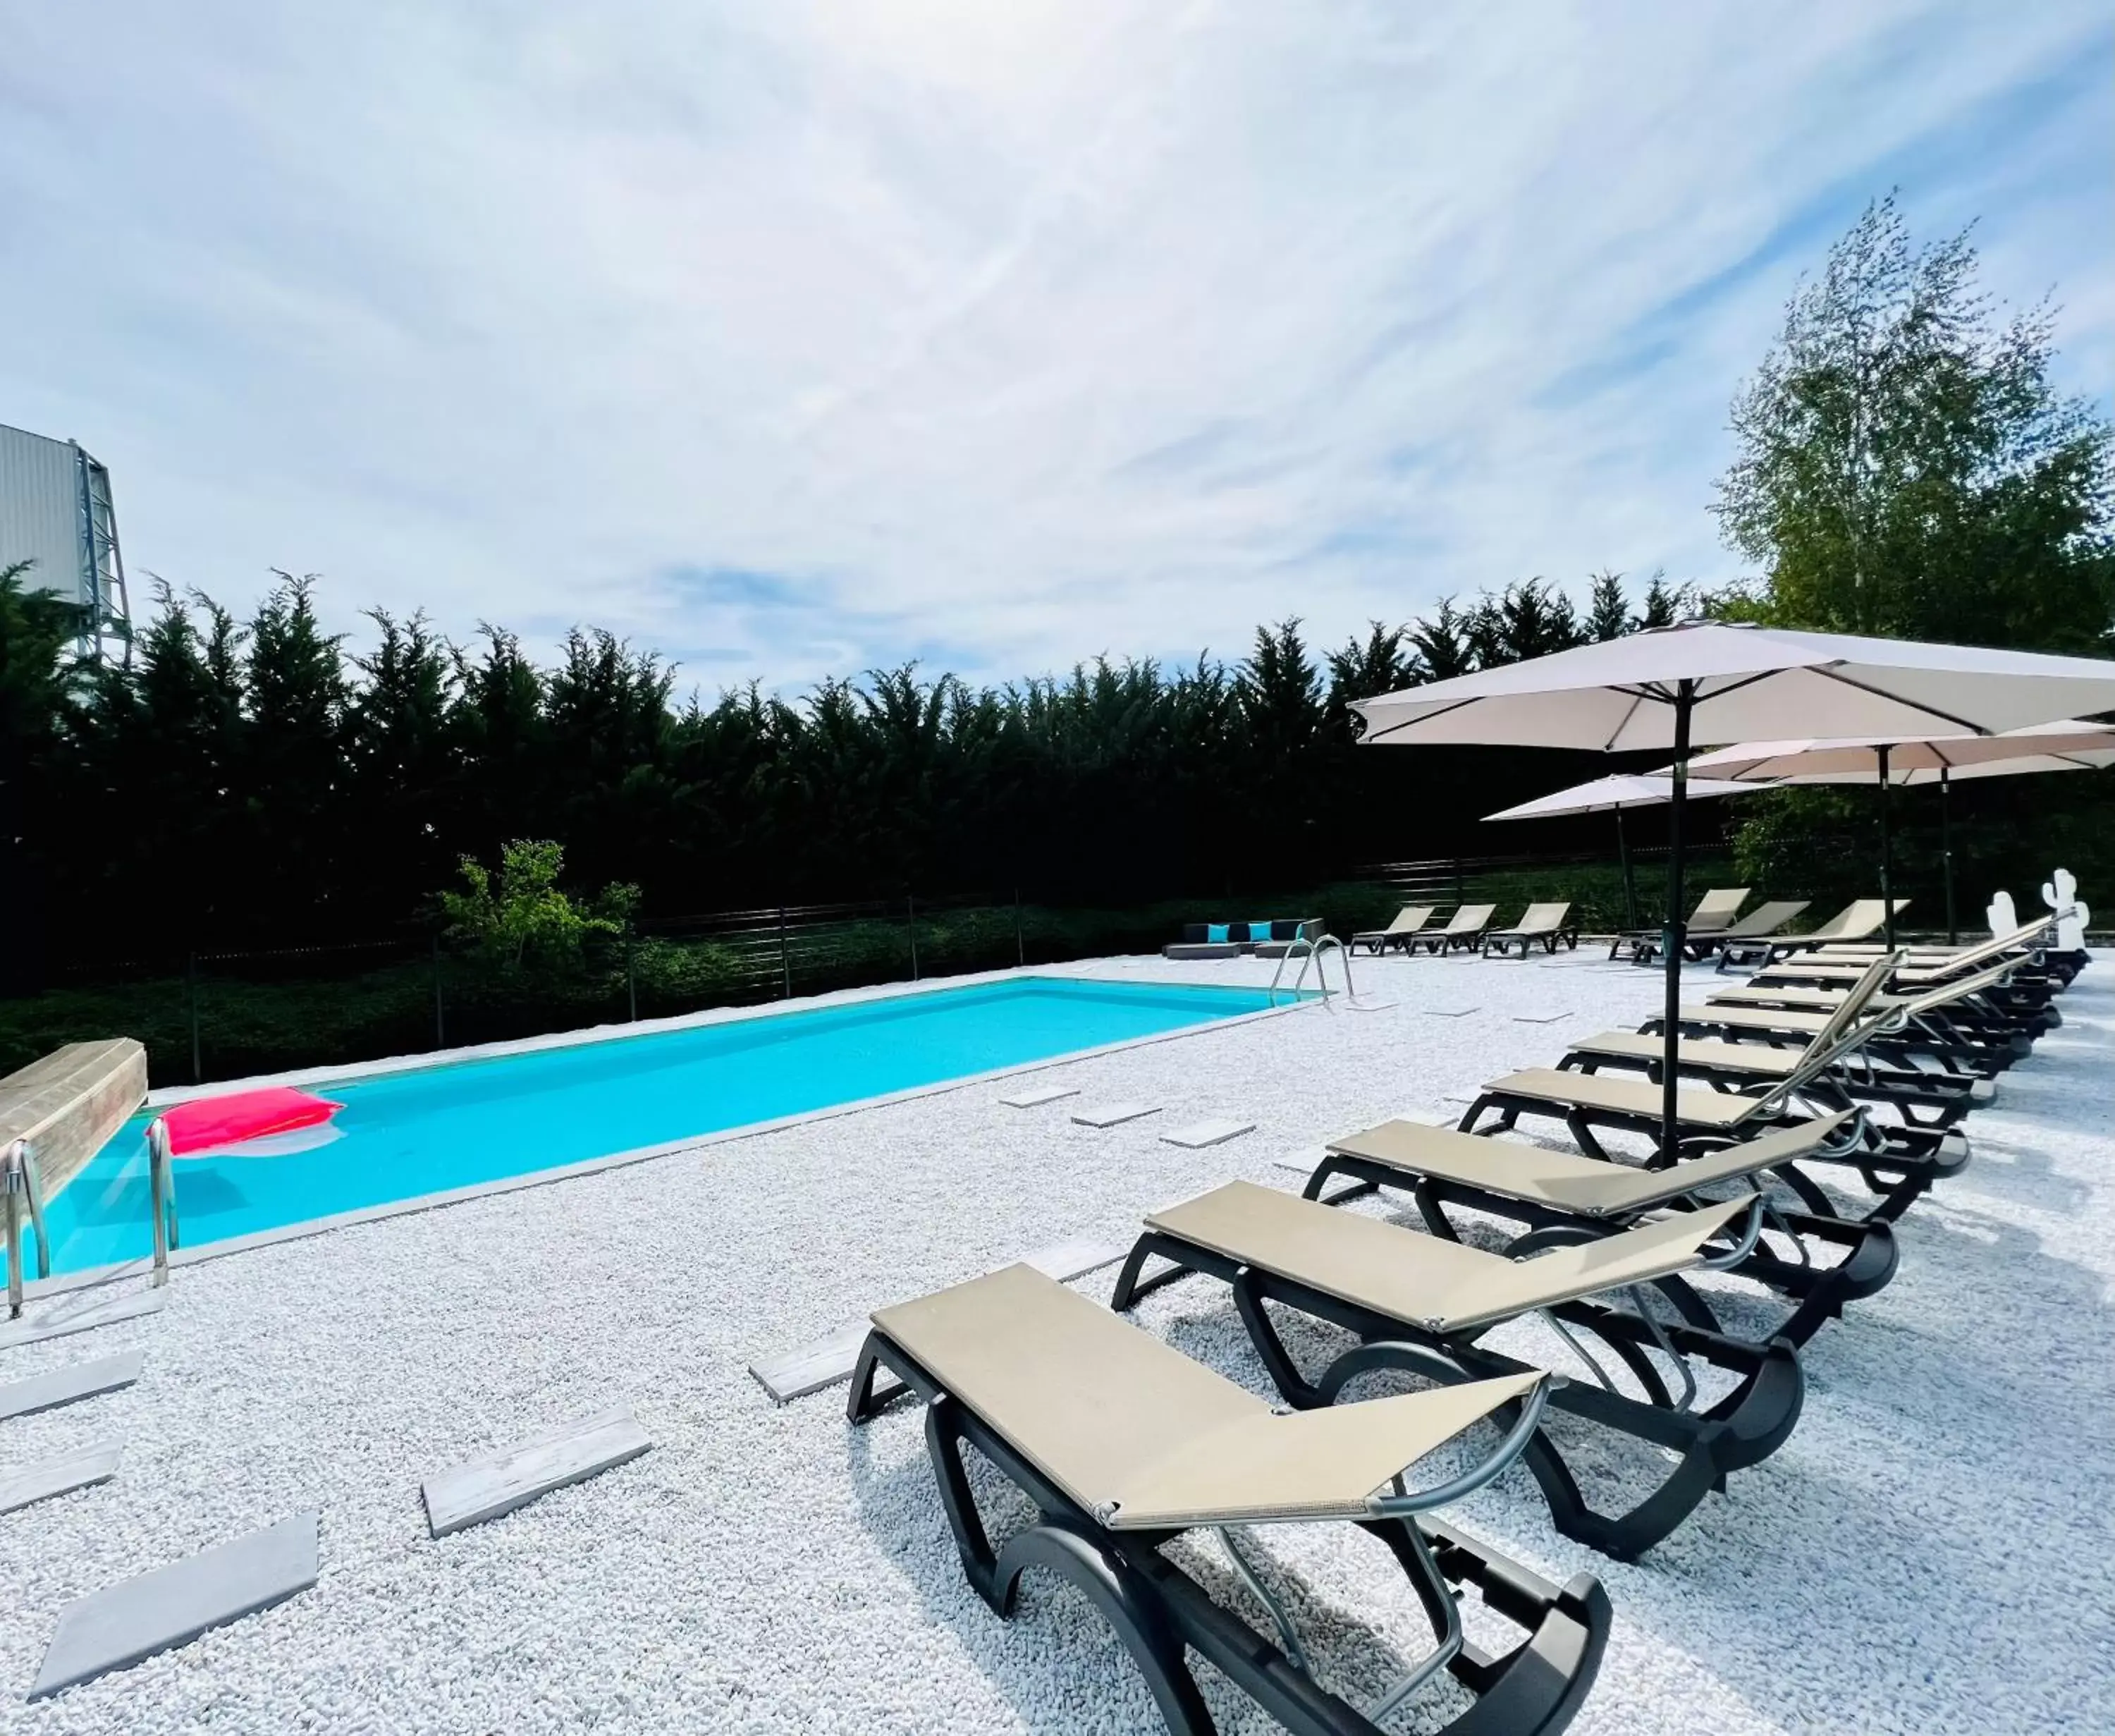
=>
[2,1129,177,1318]
[1266,934,1355,1005]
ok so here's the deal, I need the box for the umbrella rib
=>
[1600,690,1649,751]
[1359,695,1482,742]
[1813,668,1995,736]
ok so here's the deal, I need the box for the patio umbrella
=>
[1351,621,2115,1156]
[1689,720,2115,943]
[1483,773,1755,928]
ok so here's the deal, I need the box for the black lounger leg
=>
[991,1529,1215,1736]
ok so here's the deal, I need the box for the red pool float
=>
[157,1087,343,1156]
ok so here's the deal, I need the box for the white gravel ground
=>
[1,948,2110,1735]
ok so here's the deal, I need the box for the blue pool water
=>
[37,977,1280,1276]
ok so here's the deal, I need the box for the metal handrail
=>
[1265,933,1356,1005]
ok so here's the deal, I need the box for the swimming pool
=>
[38,976,1285,1276]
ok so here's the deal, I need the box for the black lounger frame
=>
[849,1331,1610,1736]
[1457,1082,1968,1225]
[1108,1233,1803,1563]
[1296,1149,1897,1349]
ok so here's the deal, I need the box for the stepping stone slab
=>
[0,1443,121,1515]
[30,1512,318,1700]
[1271,1146,1330,1178]
[1070,1102,1158,1127]
[749,1238,1129,1402]
[999,1084,1079,1109]
[1512,1011,1570,1024]
[0,1291,164,1353]
[1161,1118,1256,1149]
[423,1407,651,1539]
[1421,1007,1477,1018]
[0,1351,143,1422]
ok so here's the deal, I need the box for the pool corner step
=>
[0,1350,145,1422]
[0,1443,121,1515]
[1160,1118,1254,1149]
[1069,1102,1159,1128]
[0,1290,166,1354]
[423,1407,652,1539]
[749,1237,1128,1403]
[29,1512,319,1700]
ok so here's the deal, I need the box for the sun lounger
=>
[1300,1113,1895,1347]
[1482,903,1579,958]
[1607,886,1748,963]
[1112,1182,1799,1560]
[849,1263,1611,1736]
[1462,960,1972,1220]
[1409,904,1496,955]
[1350,905,1437,955]
[1656,959,2031,1074]
[1562,1027,1992,1127]
[1757,920,2047,984]
[1705,965,2056,1041]
[1714,899,1908,970]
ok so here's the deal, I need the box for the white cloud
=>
[2,1,2108,690]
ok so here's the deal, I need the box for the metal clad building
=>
[0,420,133,659]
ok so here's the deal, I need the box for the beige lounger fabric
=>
[1483,1066,1763,1128]
[1685,888,1751,933]
[1437,904,1496,937]
[869,1262,1533,1529]
[1145,1180,1746,1334]
[1764,922,2040,984]
[1323,1114,1850,1215]
[1759,898,1908,947]
[1571,1031,1825,1079]
[1507,902,1571,935]
[1678,1003,1839,1036]
[1711,984,1896,1011]
[1713,898,1810,939]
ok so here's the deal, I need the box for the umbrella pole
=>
[1660,685,1693,1160]
[1616,806,1636,929]
[1877,745,1894,950]
[1940,766,1956,946]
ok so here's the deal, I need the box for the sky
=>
[2,1,2110,696]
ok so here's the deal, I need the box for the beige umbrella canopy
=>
[1483,774,1755,927]
[1687,721,2115,942]
[1351,621,2115,1153]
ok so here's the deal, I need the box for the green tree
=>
[0,563,82,986]
[440,838,635,966]
[1583,570,1631,641]
[1714,193,2114,649]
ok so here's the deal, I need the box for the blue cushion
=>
[1206,922,1230,943]
[1250,920,1278,942]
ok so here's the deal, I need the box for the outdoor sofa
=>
[1162,917,1322,961]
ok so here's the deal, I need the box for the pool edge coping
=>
[139,962,1295,1105]
[25,972,1315,1302]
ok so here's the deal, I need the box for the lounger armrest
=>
[1101,1372,1540,1530]
[1429,1197,1751,1331]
